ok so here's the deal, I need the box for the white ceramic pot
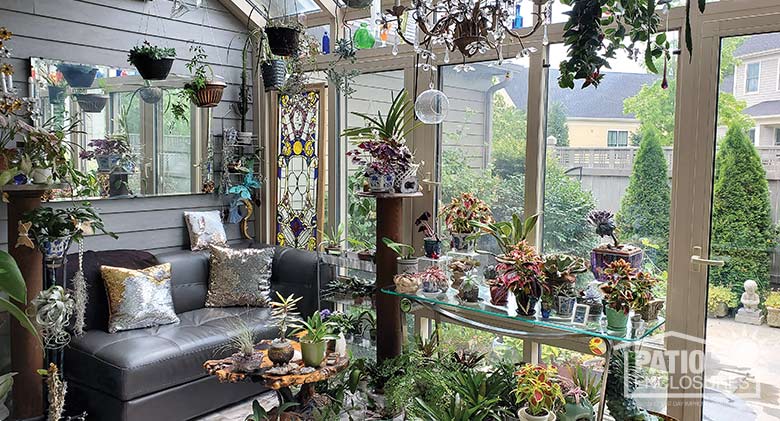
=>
[397,257,419,274]
[335,333,348,356]
[518,407,556,421]
[369,171,395,193]
[30,168,53,184]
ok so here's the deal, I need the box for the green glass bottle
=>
[353,22,375,49]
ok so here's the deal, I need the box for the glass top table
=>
[381,285,665,343]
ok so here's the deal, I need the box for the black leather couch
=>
[62,244,324,421]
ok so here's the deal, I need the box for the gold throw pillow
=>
[101,263,180,333]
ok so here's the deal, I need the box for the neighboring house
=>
[729,33,780,146]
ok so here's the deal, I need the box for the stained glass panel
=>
[275,90,322,250]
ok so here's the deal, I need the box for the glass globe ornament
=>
[414,88,449,124]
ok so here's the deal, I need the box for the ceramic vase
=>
[41,236,72,268]
[268,339,295,365]
[301,341,327,367]
[556,296,577,317]
[423,238,441,258]
[30,168,53,184]
[605,307,629,334]
[368,171,394,193]
[96,154,122,173]
[518,407,556,421]
[396,257,419,274]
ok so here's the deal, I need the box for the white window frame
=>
[606,129,630,147]
[774,127,780,145]
[745,61,761,93]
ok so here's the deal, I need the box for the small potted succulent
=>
[343,90,419,194]
[415,211,441,258]
[348,238,375,262]
[707,285,736,318]
[127,40,176,80]
[765,291,780,328]
[320,222,344,256]
[448,256,480,289]
[268,292,302,366]
[542,254,588,317]
[417,265,449,296]
[441,192,494,251]
[295,312,337,367]
[599,260,657,335]
[498,241,546,316]
[514,364,565,421]
[579,284,604,320]
[393,272,420,294]
[79,136,133,173]
[382,237,418,274]
[587,210,643,280]
[457,273,480,303]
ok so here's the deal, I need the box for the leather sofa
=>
[61,244,325,421]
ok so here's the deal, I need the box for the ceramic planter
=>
[710,302,729,318]
[518,407,556,421]
[541,302,553,319]
[95,154,122,173]
[47,85,65,104]
[325,246,342,256]
[767,307,780,327]
[232,352,264,373]
[368,171,395,193]
[265,27,301,57]
[41,236,72,266]
[57,63,97,88]
[30,168,53,184]
[193,80,226,108]
[132,56,174,80]
[605,307,629,334]
[396,257,418,274]
[423,238,441,258]
[515,290,539,316]
[300,340,327,367]
[260,60,287,91]
[638,299,665,321]
[557,398,595,421]
[590,245,643,281]
[556,296,577,317]
[489,284,509,305]
[268,339,295,365]
[450,232,472,251]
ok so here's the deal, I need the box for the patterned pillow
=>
[206,245,274,307]
[101,263,180,333]
[184,210,228,251]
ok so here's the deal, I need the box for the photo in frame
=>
[571,303,590,326]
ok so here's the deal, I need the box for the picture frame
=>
[571,303,590,326]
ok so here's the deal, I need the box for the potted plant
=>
[216,319,262,372]
[39,69,66,104]
[320,309,348,356]
[579,284,604,320]
[540,293,555,319]
[0,250,40,340]
[707,285,736,318]
[514,364,564,421]
[441,192,494,251]
[599,260,657,335]
[75,93,108,113]
[542,254,588,317]
[486,277,510,306]
[268,292,302,366]
[127,40,176,80]
[457,273,480,303]
[295,312,337,367]
[174,45,226,118]
[765,291,780,328]
[448,256,480,289]
[556,379,595,421]
[343,90,419,194]
[498,241,546,316]
[470,213,538,257]
[417,265,449,296]
[56,63,97,88]
[264,17,303,57]
[393,272,420,294]
[348,239,375,262]
[18,118,87,186]
[320,222,344,256]
[415,211,441,258]
[382,237,418,274]
[587,210,643,281]
[79,136,133,173]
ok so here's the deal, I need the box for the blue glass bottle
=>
[322,31,330,54]
[512,3,524,29]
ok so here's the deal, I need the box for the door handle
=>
[690,246,725,272]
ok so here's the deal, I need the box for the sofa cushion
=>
[65,307,275,401]
[155,250,210,314]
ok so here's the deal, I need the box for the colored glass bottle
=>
[512,3,524,29]
[322,31,330,54]
[353,22,375,49]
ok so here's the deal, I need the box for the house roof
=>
[744,100,780,117]
[734,33,780,57]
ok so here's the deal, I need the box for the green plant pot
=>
[605,307,628,334]
[300,341,327,367]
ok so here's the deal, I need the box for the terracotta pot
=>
[268,340,295,365]
[193,80,227,108]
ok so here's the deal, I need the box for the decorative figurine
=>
[734,279,765,325]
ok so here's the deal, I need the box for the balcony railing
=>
[552,146,780,179]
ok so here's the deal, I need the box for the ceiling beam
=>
[218,0,266,28]
[312,0,340,17]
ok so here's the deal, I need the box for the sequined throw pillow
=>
[206,245,274,307]
[184,210,228,251]
[101,263,180,333]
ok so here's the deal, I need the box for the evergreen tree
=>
[616,128,671,269]
[710,126,776,297]
[547,102,570,147]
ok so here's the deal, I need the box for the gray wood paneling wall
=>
[0,0,255,252]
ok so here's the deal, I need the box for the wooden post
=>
[5,186,46,419]
[375,196,403,362]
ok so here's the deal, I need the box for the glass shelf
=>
[381,285,665,343]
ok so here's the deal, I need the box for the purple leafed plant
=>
[79,137,132,160]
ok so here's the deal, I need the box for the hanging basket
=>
[57,63,98,88]
[75,94,108,113]
[132,56,174,81]
[345,0,373,8]
[139,86,164,104]
[265,27,301,57]
[261,60,287,91]
[193,79,227,108]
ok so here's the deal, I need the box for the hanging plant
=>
[265,15,304,57]
[173,45,226,120]
[558,0,686,89]
[127,41,176,81]
[326,38,361,98]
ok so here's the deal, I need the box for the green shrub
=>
[710,126,776,298]
[616,128,670,269]
[765,291,780,309]
[707,285,738,313]
[542,160,598,257]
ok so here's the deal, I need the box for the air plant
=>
[269,292,302,341]
[216,318,257,358]
[588,210,620,249]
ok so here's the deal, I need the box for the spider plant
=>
[341,89,420,142]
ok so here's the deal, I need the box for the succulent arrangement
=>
[542,254,589,297]
[588,210,620,249]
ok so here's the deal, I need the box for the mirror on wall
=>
[30,57,210,199]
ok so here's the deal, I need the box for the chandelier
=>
[384,0,552,69]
